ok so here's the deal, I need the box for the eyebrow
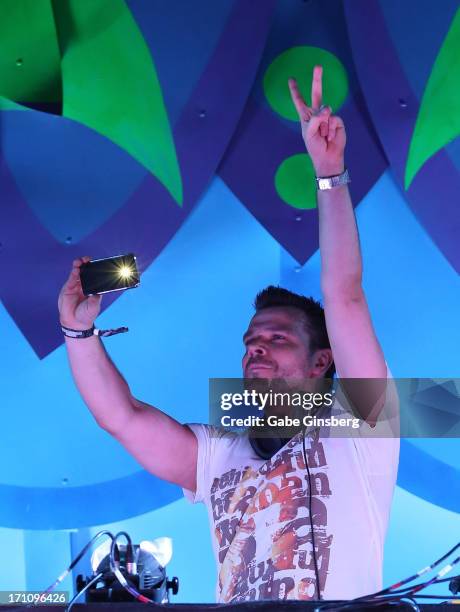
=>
[242,325,293,343]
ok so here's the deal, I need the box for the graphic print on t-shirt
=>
[210,430,333,602]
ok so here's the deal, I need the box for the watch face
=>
[318,178,331,190]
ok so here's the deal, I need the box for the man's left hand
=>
[288,65,346,177]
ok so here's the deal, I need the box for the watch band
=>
[316,168,350,190]
[61,325,95,338]
[61,324,129,338]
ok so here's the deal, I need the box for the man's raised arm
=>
[289,67,387,418]
[58,257,197,490]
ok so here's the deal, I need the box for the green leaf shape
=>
[0,0,62,104]
[405,8,460,189]
[52,0,183,205]
[274,154,317,210]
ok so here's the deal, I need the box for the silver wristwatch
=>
[316,168,350,190]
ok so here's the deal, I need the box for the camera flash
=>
[119,266,132,279]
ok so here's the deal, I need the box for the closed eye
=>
[243,333,289,346]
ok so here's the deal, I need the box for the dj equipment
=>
[76,540,178,604]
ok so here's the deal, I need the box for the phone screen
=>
[80,254,140,296]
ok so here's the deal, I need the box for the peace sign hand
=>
[288,65,346,177]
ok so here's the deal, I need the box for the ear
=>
[309,349,334,378]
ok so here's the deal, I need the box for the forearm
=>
[289,67,385,383]
[64,333,197,490]
[57,257,199,486]
[317,183,363,297]
[64,335,135,433]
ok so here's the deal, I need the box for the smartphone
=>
[80,254,140,296]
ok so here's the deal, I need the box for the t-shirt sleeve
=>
[333,365,399,433]
[352,365,400,478]
[332,364,400,475]
[182,423,210,504]
[182,423,226,504]
[349,367,400,537]
[352,369,399,434]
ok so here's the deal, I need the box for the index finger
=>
[71,256,90,270]
[288,78,309,119]
[311,65,323,111]
[64,256,90,289]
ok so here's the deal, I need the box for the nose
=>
[246,339,267,357]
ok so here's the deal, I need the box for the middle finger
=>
[311,65,323,111]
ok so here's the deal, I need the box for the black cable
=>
[109,532,153,603]
[5,531,115,612]
[43,530,115,594]
[116,530,136,573]
[302,426,321,601]
[316,595,420,612]
[65,572,103,611]
[323,546,460,611]
[413,594,460,600]
[362,540,460,600]
[388,575,455,595]
[343,541,460,610]
[383,553,460,601]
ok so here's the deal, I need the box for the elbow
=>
[93,414,118,436]
[93,406,134,437]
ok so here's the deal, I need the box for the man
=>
[58,67,398,602]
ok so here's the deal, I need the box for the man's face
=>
[242,307,314,380]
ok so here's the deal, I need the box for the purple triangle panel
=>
[218,0,387,264]
[219,93,387,265]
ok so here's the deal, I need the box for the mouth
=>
[245,362,274,377]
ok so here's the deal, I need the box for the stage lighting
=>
[76,537,178,604]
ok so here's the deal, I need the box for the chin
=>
[245,370,274,380]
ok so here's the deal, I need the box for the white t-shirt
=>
[183,380,399,603]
